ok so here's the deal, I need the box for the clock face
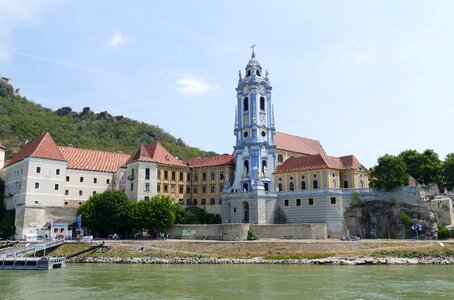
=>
[242,85,249,94]
[258,84,266,93]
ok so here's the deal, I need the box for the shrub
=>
[273,206,287,224]
[437,225,451,240]
[400,212,411,226]
[247,228,259,241]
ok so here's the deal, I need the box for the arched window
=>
[277,154,283,163]
[289,182,294,191]
[244,160,249,175]
[260,97,265,111]
[301,181,306,190]
[262,160,267,175]
[278,183,283,192]
[313,180,319,189]
[243,97,249,111]
[343,180,349,188]
[243,183,248,192]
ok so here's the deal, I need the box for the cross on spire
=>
[250,42,256,58]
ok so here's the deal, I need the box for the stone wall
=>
[164,223,327,241]
[251,224,327,240]
[423,197,454,226]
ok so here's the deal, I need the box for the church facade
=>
[1,49,368,239]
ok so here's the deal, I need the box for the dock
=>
[0,256,66,270]
[0,239,66,270]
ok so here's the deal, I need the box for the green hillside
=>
[0,81,217,160]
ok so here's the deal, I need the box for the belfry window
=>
[260,97,265,111]
[243,97,249,111]
[247,70,251,77]
[256,70,261,77]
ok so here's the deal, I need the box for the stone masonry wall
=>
[164,223,327,241]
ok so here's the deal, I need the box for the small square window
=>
[284,199,289,206]
[36,167,41,174]
[93,178,97,184]
[93,191,97,195]
[54,184,59,190]
[79,190,83,196]
[65,190,69,196]
[308,198,314,205]
[66,176,70,182]
[106,179,110,184]
[145,196,150,200]
[80,177,84,183]
[56,169,60,175]
[35,182,40,189]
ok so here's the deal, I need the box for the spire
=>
[250,42,256,58]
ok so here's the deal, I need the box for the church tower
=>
[231,44,276,194]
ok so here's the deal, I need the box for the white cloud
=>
[176,74,215,95]
[0,0,56,63]
[107,30,127,48]
[339,53,369,63]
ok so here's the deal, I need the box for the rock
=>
[55,107,72,116]
[345,200,438,239]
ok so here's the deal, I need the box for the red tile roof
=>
[59,146,130,173]
[185,154,234,168]
[5,132,65,167]
[275,131,326,155]
[274,153,363,174]
[142,142,185,166]
[128,144,154,163]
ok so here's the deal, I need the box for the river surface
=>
[1,264,454,299]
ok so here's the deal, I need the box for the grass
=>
[264,253,331,260]
[371,247,454,258]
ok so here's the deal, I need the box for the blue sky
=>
[1,0,453,167]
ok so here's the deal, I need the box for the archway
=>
[343,180,349,188]
[242,201,249,223]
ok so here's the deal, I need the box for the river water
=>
[1,264,454,299]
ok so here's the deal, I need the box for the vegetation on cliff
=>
[370,150,454,191]
[0,81,216,160]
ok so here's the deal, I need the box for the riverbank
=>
[51,238,454,264]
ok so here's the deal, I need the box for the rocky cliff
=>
[344,200,437,239]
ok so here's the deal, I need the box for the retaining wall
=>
[164,223,327,241]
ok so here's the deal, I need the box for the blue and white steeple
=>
[231,44,276,193]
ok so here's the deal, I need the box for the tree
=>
[369,154,409,191]
[444,153,454,190]
[133,195,179,235]
[273,206,287,224]
[399,149,442,185]
[77,190,133,237]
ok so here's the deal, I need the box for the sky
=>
[1,0,453,167]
